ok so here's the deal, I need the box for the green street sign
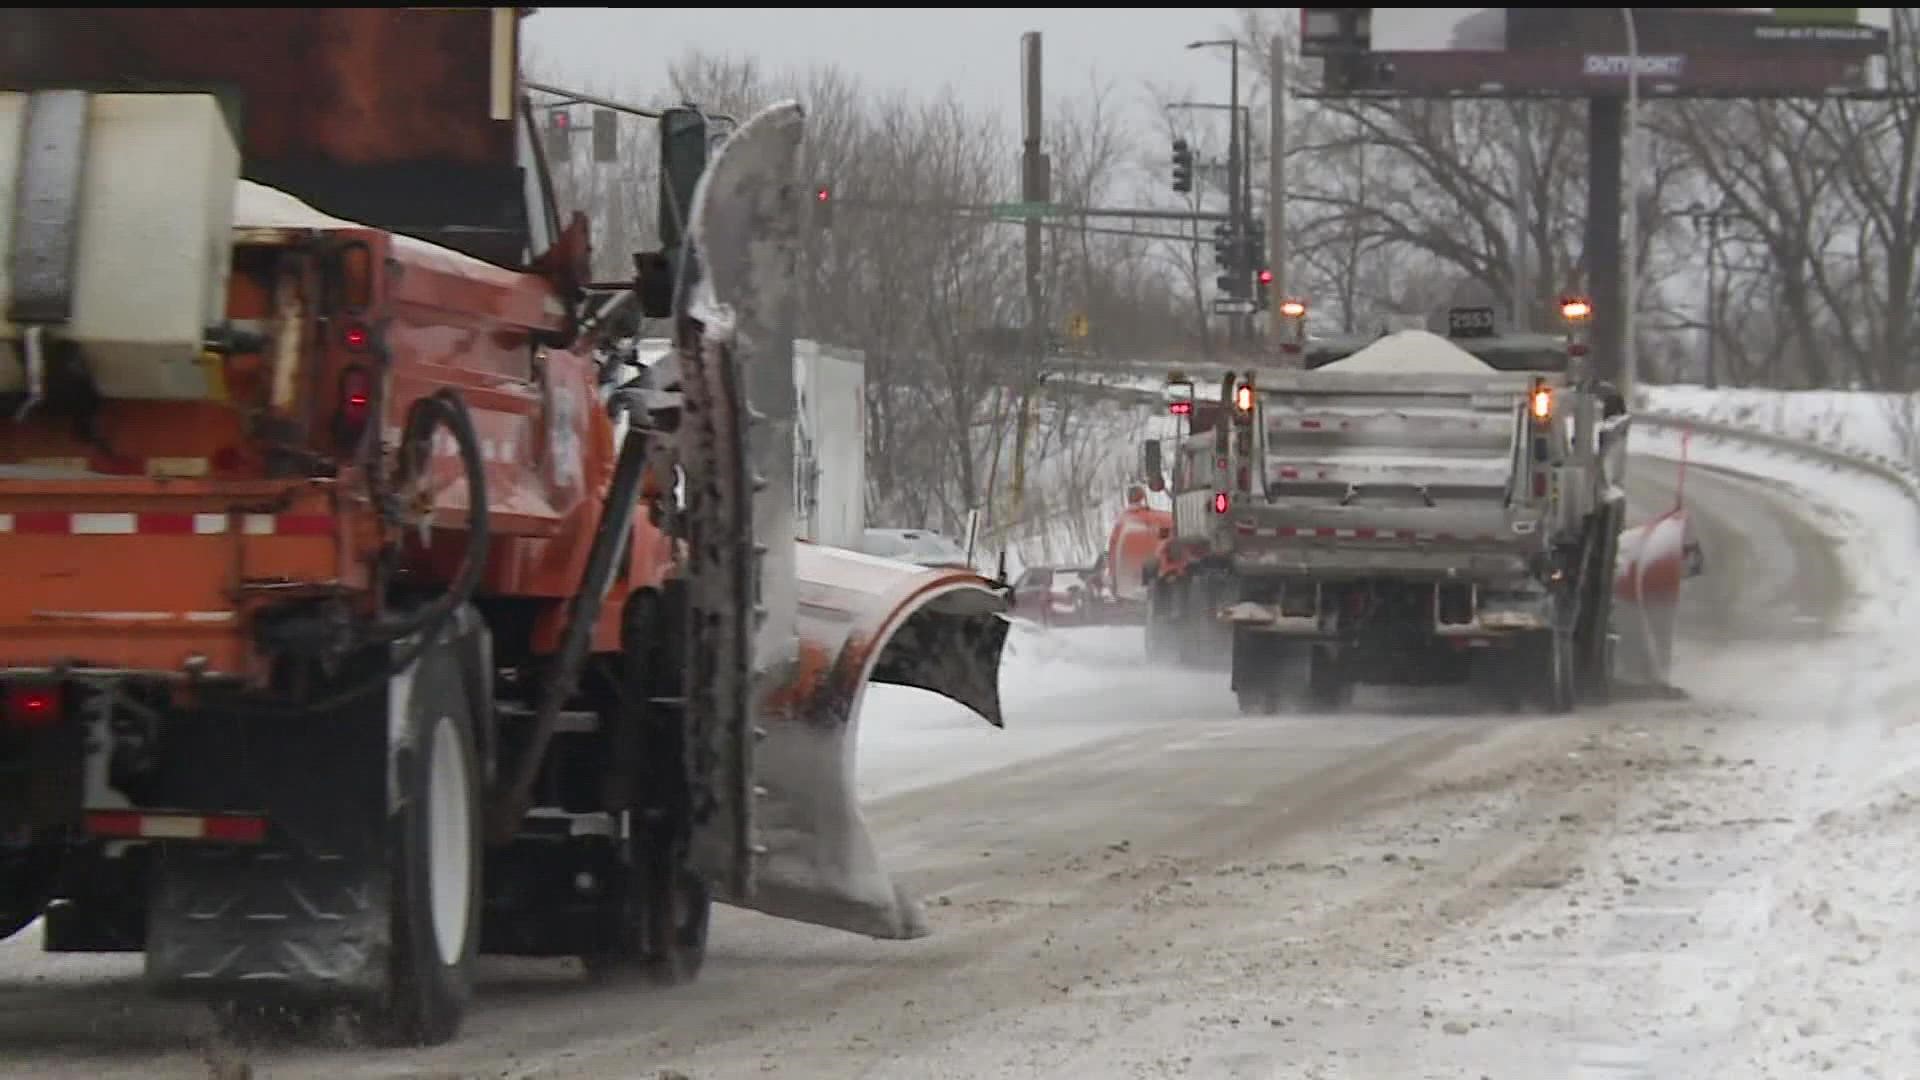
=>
[990,201,1055,221]
[1775,8,1856,24]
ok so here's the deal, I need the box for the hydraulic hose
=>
[295,387,491,715]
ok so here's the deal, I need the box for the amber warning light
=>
[1531,386,1553,421]
[1560,297,1592,322]
[1234,384,1255,412]
[1279,299,1307,319]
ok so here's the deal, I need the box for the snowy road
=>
[4,443,1918,1080]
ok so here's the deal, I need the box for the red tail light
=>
[1213,491,1230,514]
[5,684,60,730]
[342,322,372,352]
[335,365,375,451]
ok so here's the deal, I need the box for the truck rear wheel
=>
[1231,628,1290,716]
[0,844,57,942]
[374,642,484,1046]
[1534,629,1576,715]
[1144,579,1175,664]
[1306,646,1354,711]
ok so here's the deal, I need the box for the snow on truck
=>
[0,8,1008,1047]
[1142,300,1648,715]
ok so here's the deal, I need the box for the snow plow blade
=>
[725,543,1011,940]
[1612,507,1689,691]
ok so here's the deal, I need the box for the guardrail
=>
[1635,410,1920,509]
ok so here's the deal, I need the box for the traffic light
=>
[592,108,619,163]
[545,107,572,162]
[1171,138,1195,194]
[813,184,834,230]
[1172,139,1195,194]
[1212,222,1231,269]
[1248,223,1270,308]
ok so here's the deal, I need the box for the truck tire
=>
[1306,646,1354,711]
[375,637,485,1046]
[1231,628,1286,716]
[1145,579,1178,665]
[0,844,57,942]
[148,629,484,1049]
[583,589,712,986]
[1535,629,1576,715]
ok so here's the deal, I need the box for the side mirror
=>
[657,106,710,268]
[633,250,674,319]
[1143,440,1164,492]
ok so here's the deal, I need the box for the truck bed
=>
[1236,370,1551,579]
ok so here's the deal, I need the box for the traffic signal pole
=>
[1227,41,1243,346]
[1269,32,1289,354]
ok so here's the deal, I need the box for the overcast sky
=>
[524,7,1248,132]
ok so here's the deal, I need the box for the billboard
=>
[1303,7,1894,97]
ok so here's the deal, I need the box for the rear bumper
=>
[1228,512,1543,582]
[1219,585,1553,640]
[1232,543,1533,581]
[0,479,356,680]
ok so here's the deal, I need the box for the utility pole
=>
[1512,101,1534,331]
[1689,202,1732,389]
[1190,38,1243,347]
[1705,210,1718,388]
[1009,31,1046,556]
[1269,31,1287,353]
[1229,40,1243,346]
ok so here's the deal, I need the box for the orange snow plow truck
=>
[0,7,1009,1046]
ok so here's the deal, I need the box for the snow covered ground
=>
[851,395,1920,1079]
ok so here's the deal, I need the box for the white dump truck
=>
[1143,301,1631,715]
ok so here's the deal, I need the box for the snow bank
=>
[234,179,502,274]
[1315,329,1494,374]
[1635,418,1920,633]
[1643,383,1917,469]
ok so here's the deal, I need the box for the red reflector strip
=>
[85,811,267,844]
[0,513,332,537]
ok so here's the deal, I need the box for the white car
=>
[859,528,973,571]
